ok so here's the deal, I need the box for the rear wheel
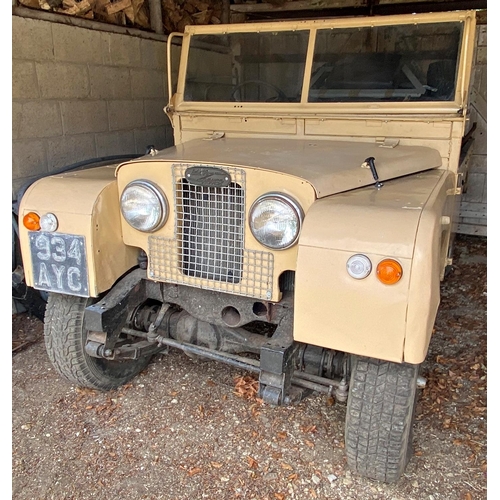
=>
[44,293,151,390]
[345,356,419,482]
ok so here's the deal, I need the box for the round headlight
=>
[249,193,303,250]
[120,180,168,232]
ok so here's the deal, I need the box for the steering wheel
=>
[230,80,288,102]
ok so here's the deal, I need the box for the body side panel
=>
[404,171,456,363]
[294,170,452,362]
[19,167,139,296]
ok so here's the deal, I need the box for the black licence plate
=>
[29,232,89,297]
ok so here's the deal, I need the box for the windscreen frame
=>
[173,11,476,116]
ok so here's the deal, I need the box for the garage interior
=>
[11,2,488,497]
[12,0,486,238]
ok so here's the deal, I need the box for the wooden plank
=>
[460,217,487,225]
[470,88,487,121]
[230,0,367,13]
[13,5,167,41]
[124,0,149,28]
[476,9,486,25]
[468,155,487,174]
[378,0,460,4]
[56,0,92,16]
[456,223,487,237]
[18,0,42,7]
[460,201,487,212]
[230,0,483,13]
[222,0,230,23]
[459,211,487,220]
[478,25,487,46]
[106,0,132,15]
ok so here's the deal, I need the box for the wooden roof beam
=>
[230,0,486,16]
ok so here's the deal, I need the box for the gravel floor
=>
[12,234,487,500]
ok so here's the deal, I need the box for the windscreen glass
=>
[184,31,309,103]
[309,22,463,103]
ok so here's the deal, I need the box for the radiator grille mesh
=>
[147,164,274,300]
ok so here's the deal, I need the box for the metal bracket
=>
[147,302,174,343]
[84,268,147,350]
[376,137,400,148]
[258,311,299,405]
[85,338,164,361]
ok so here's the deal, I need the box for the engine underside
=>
[83,268,350,405]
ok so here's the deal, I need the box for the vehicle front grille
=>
[178,174,244,283]
[147,164,274,300]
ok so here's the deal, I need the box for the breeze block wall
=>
[12,14,173,198]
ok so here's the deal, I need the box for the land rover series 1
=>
[17,10,477,482]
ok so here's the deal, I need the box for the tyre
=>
[345,356,419,483]
[44,293,151,391]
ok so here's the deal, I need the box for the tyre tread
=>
[44,293,149,390]
[345,356,419,482]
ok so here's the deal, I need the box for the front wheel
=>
[345,356,419,482]
[44,293,151,390]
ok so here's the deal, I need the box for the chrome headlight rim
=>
[249,192,304,250]
[120,179,168,233]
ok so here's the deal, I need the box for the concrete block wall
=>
[458,23,487,237]
[12,15,173,198]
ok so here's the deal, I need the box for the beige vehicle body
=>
[20,10,475,364]
[18,10,477,482]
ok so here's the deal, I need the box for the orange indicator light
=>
[376,259,403,285]
[23,212,41,231]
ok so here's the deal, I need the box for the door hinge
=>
[376,137,400,148]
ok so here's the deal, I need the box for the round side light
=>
[40,213,58,232]
[346,254,372,279]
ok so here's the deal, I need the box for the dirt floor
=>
[12,234,487,500]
